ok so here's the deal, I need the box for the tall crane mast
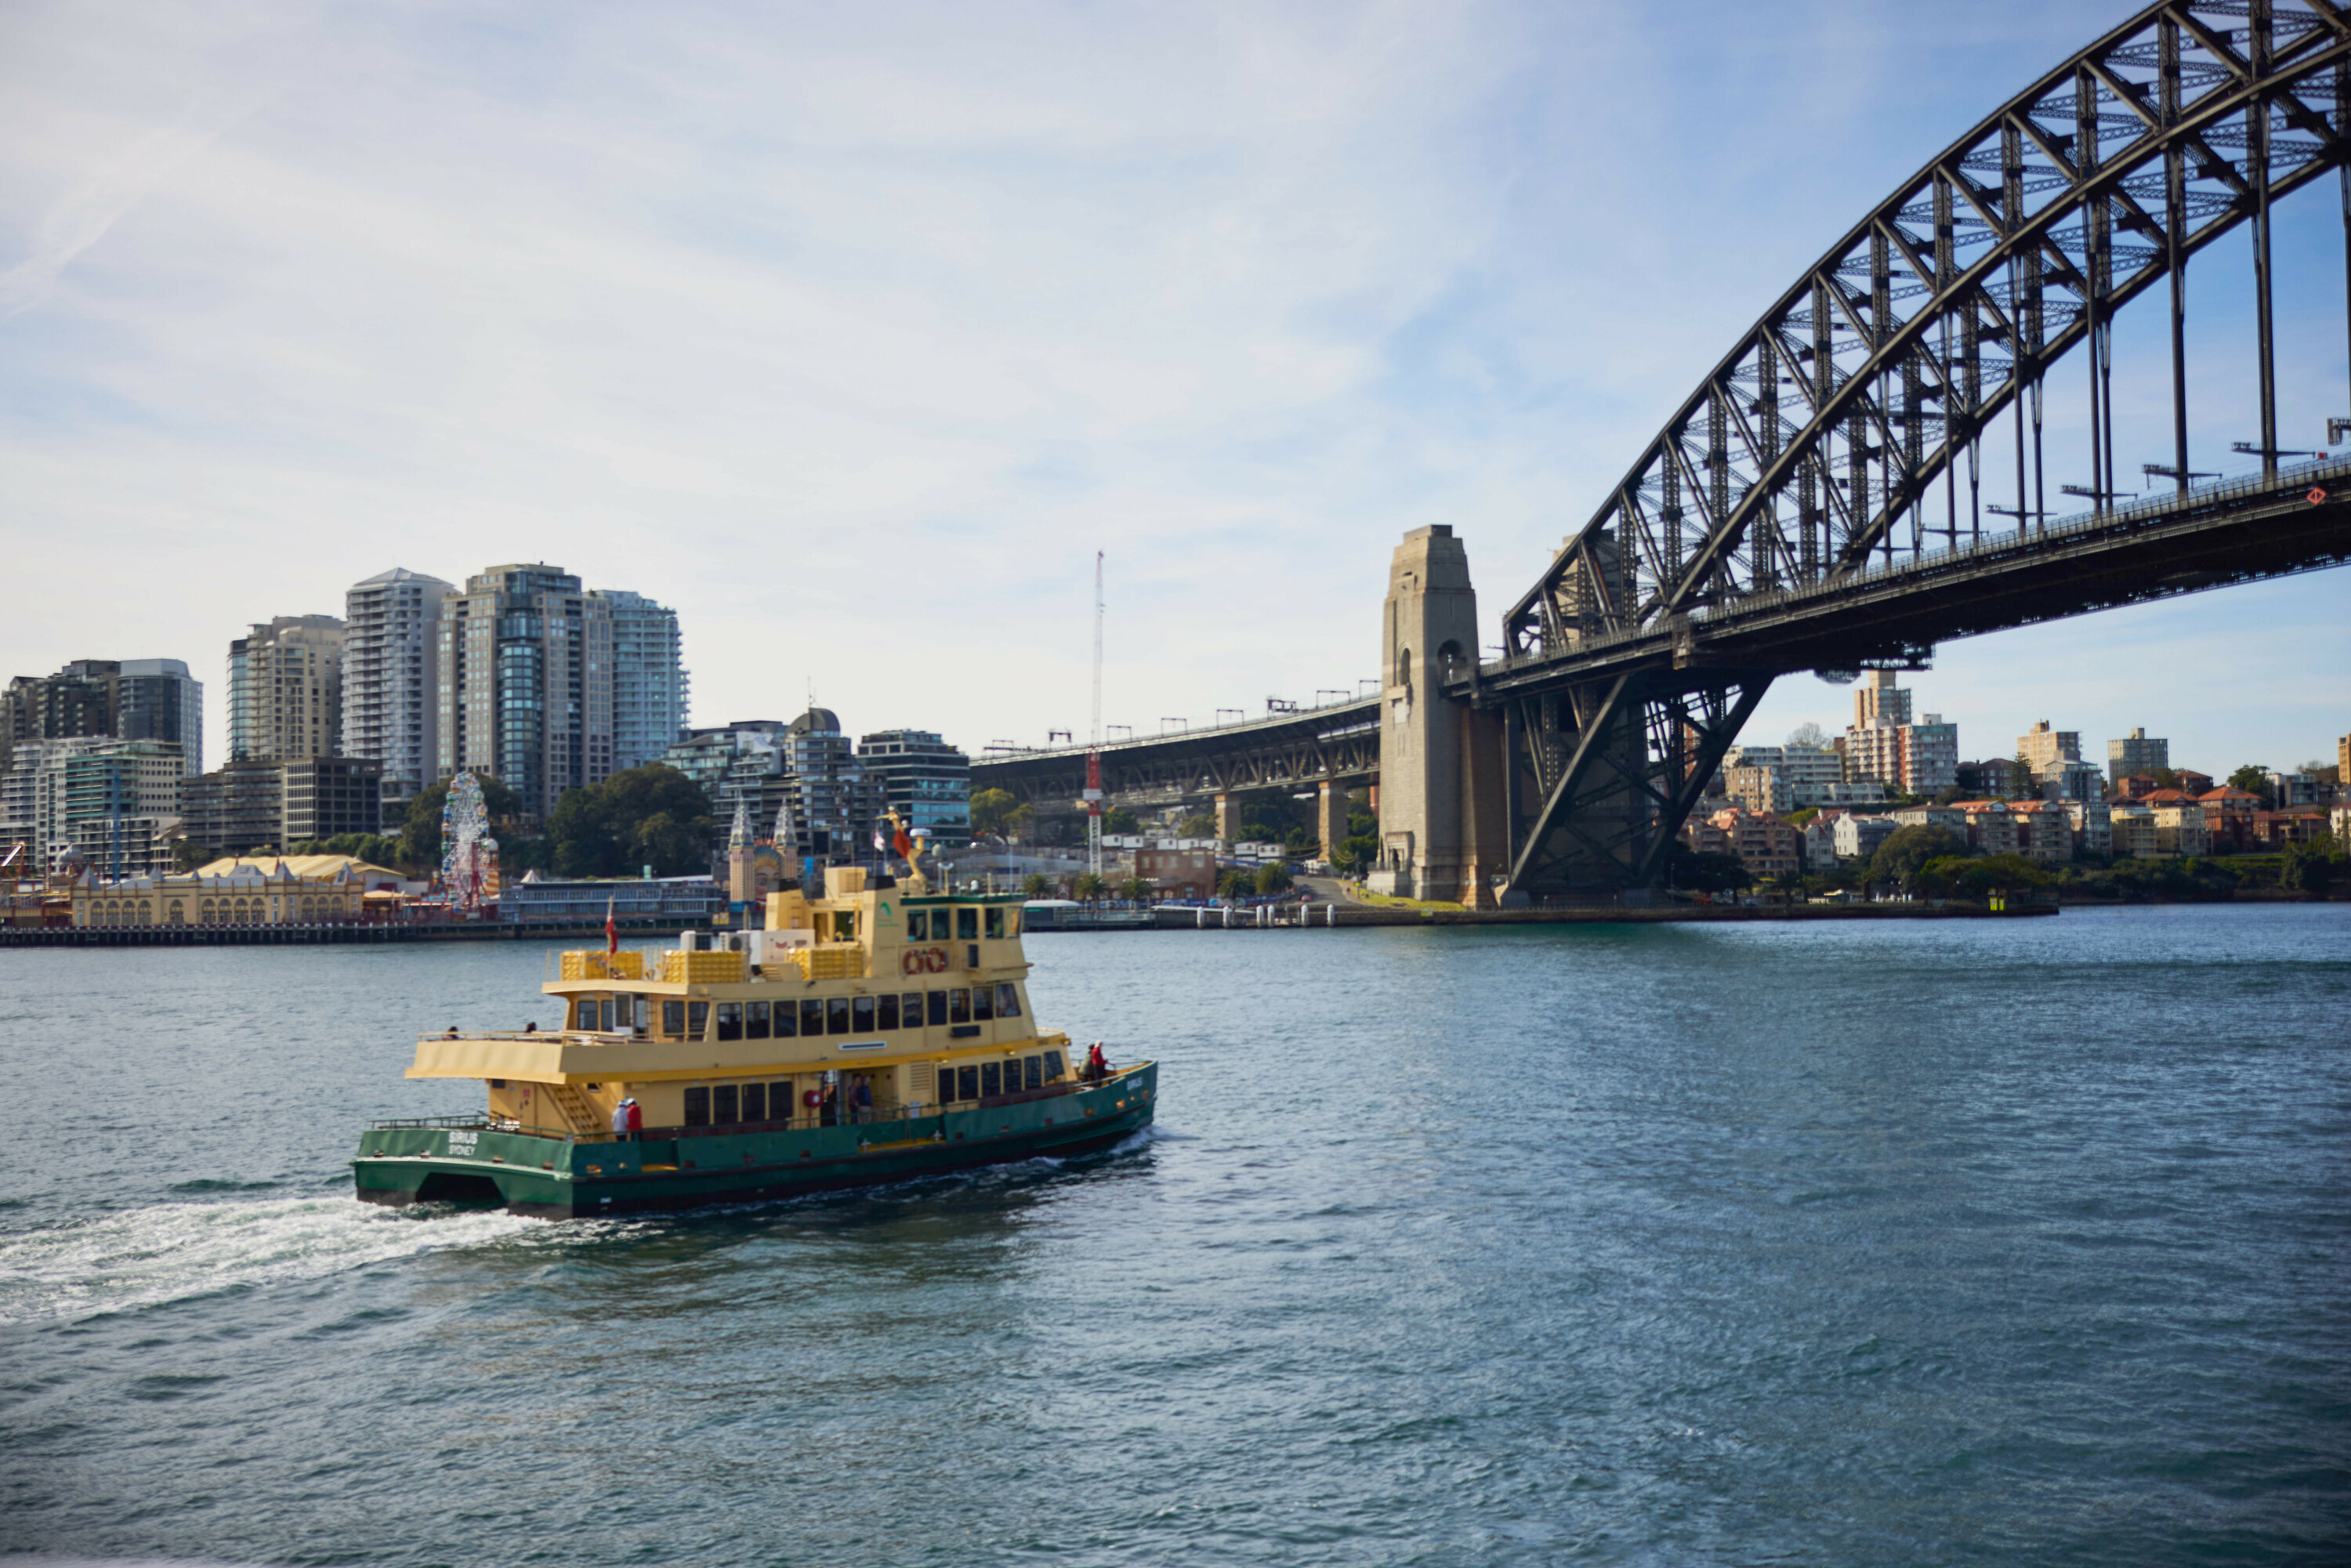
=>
[1085,551,1104,883]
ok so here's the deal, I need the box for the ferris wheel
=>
[440,772,500,914]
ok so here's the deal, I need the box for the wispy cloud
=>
[0,116,234,317]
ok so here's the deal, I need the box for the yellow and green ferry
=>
[352,861,1155,1218]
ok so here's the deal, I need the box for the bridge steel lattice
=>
[1472,0,2351,899]
[973,703,1380,812]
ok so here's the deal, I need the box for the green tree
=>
[544,766,716,878]
[1666,846,1751,893]
[1104,805,1141,835]
[2227,764,2273,807]
[1118,875,1152,903]
[2010,751,2041,800]
[969,788,1021,839]
[1021,873,1052,899]
[1332,833,1380,875]
[1253,863,1294,896]
[1215,868,1257,900]
[400,773,526,868]
[1176,812,1218,838]
[2282,833,2343,893]
[1868,824,1971,890]
[1072,871,1105,902]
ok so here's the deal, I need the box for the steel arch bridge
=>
[1461,0,2351,900]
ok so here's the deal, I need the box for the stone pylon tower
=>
[1372,526,1505,904]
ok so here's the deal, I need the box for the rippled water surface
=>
[3,905,2347,1566]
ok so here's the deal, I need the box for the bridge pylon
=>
[1371,527,1507,906]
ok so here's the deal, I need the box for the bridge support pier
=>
[1372,526,1505,904]
[1213,792,1240,845]
[1316,780,1347,863]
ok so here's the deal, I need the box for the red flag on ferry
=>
[605,896,618,954]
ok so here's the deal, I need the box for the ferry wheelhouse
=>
[353,864,1155,1218]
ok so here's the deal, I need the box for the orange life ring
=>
[901,947,923,976]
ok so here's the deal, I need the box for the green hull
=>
[353,1066,1157,1219]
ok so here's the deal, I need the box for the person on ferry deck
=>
[523,1020,538,1033]
[610,1099,630,1139]
[820,1081,839,1126]
[852,1075,873,1121]
[1085,1043,1107,1082]
[624,1098,643,1138]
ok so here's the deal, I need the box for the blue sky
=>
[1,0,2343,778]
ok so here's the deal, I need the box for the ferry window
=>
[852,996,876,1033]
[980,1062,1002,1097]
[957,907,979,940]
[957,1065,980,1100]
[832,911,857,942]
[662,1001,686,1037]
[714,1085,739,1124]
[771,1080,793,1117]
[936,1068,958,1104]
[683,1087,710,1127]
[878,994,899,1030]
[1009,910,1021,936]
[973,986,994,1022]
[599,999,616,1032]
[1044,1049,1065,1081]
[826,998,852,1034]
[715,1003,744,1041]
[800,998,824,1036]
[770,1001,794,1037]
[967,943,980,971]
[741,1082,766,1122]
[903,991,924,1027]
[747,1001,770,1040]
[689,1001,710,1038]
[573,998,597,1030]
[985,907,1004,940]
[997,983,1022,1018]
[1024,1056,1041,1090]
[948,989,971,1024]
[907,911,929,940]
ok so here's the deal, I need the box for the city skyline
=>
[2,2,2346,777]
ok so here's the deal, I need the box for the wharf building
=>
[435,564,690,824]
[1,659,204,778]
[342,568,451,810]
[229,615,345,763]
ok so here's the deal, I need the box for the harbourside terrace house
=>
[1682,807,1800,878]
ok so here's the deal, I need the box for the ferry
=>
[352,856,1155,1218]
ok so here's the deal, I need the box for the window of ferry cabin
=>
[826,997,851,1034]
[902,991,923,1027]
[1044,1049,1065,1081]
[980,1062,1001,1097]
[877,994,899,1030]
[832,910,857,942]
[973,985,994,1021]
[662,1000,686,1037]
[573,998,597,1030]
[997,983,1022,1018]
[852,996,876,1032]
[907,911,929,940]
[770,1079,792,1117]
[985,907,1004,940]
[800,998,824,1036]
[683,1087,711,1127]
[957,1065,980,1100]
[714,1084,739,1124]
[1024,1056,1042,1089]
[741,1082,766,1122]
[948,988,971,1024]
[926,990,947,1026]
[957,907,979,940]
[715,1003,743,1041]
[771,1000,795,1037]
[688,1001,710,1038]
[746,1001,770,1040]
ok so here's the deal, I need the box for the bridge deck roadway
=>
[973,702,1381,806]
[1458,458,2351,704]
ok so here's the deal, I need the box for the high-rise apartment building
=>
[859,729,971,846]
[2107,726,2168,784]
[2018,720,2080,774]
[0,736,185,878]
[343,568,451,809]
[594,589,690,772]
[1854,671,1913,730]
[228,616,345,763]
[2,659,202,777]
[1842,670,1955,795]
[436,564,614,823]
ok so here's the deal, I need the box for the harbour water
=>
[2,905,2346,1566]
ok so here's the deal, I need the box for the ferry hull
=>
[353,1066,1156,1219]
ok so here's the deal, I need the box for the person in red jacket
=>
[624,1098,643,1138]
[1085,1042,1108,1082]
